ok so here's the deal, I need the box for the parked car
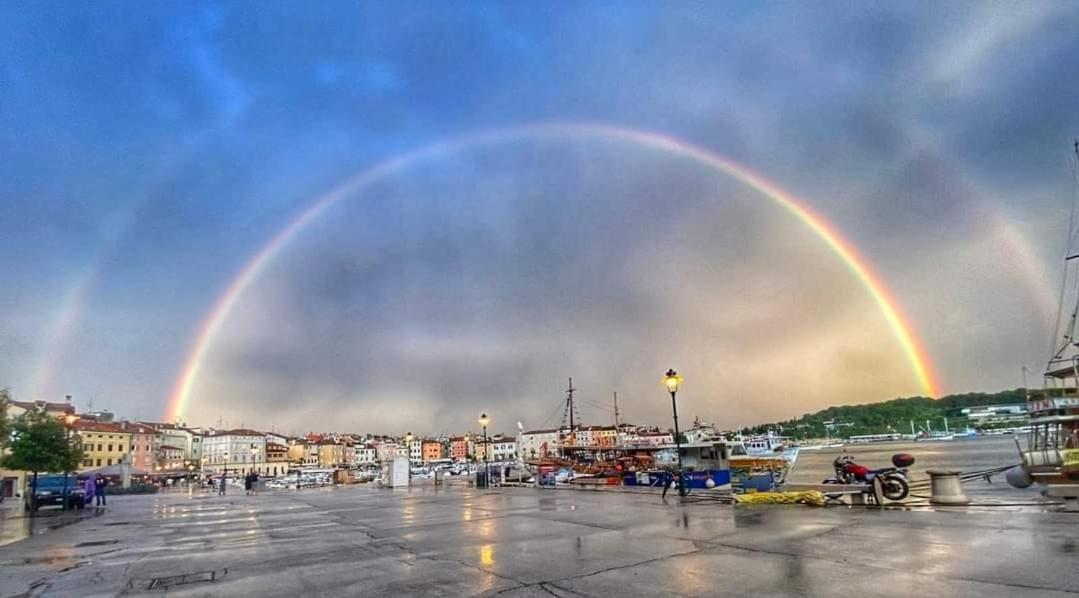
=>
[26,474,85,512]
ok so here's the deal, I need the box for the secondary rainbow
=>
[165,123,941,422]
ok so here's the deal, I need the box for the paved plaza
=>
[1,484,1078,597]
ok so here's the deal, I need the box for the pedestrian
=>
[218,475,225,495]
[83,476,95,507]
[94,475,107,506]
[251,472,259,496]
[244,472,253,495]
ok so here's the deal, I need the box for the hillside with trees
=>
[742,388,1027,439]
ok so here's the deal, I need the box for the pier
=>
[2,484,1077,597]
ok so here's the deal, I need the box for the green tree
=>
[0,388,10,452]
[1,409,83,510]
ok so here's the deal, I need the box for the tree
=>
[1,409,83,511]
[0,388,10,452]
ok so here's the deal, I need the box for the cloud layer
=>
[3,3,1079,433]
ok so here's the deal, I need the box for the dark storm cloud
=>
[3,3,1079,431]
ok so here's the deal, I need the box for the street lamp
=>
[664,369,686,497]
[478,414,490,488]
[220,451,229,495]
[61,413,79,511]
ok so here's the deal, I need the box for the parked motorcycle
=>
[822,453,914,501]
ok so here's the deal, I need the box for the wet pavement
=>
[0,484,1077,597]
[0,503,105,548]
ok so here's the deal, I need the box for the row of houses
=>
[517,425,674,460]
[2,397,677,498]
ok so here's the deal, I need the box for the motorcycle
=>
[822,453,914,501]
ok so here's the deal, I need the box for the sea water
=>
[787,434,1040,501]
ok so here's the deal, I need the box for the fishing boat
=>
[623,439,732,489]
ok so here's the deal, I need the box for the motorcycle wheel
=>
[821,477,845,500]
[881,475,909,501]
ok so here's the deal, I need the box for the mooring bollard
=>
[927,470,970,505]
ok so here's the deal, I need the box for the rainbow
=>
[165,123,941,422]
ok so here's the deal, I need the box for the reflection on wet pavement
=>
[1,485,1077,597]
[0,505,105,548]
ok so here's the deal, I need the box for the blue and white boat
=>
[623,440,732,489]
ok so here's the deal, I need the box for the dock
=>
[1,483,1077,596]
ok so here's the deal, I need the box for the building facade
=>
[74,420,132,470]
[421,440,443,464]
[203,429,266,476]
[449,437,469,462]
[519,429,560,459]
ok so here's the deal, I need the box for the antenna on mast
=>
[613,391,621,428]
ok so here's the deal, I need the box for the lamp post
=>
[478,414,490,488]
[62,413,79,511]
[220,452,229,496]
[664,369,686,497]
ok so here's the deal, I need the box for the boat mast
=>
[1049,139,1079,364]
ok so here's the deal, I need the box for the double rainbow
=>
[165,123,940,422]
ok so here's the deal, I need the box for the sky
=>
[3,2,1079,436]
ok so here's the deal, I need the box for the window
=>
[107,444,113,452]
[118,445,124,452]
[83,459,92,467]
[107,459,113,466]
[96,459,101,466]
[97,444,102,451]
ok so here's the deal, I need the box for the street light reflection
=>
[479,543,495,567]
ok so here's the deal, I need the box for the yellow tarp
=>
[734,490,826,507]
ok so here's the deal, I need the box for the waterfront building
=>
[158,445,185,470]
[519,429,560,459]
[265,443,289,476]
[353,444,377,465]
[375,441,399,463]
[489,435,517,462]
[317,442,346,468]
[125,422,158,471]
[449,437,469,462]
[74,420,132,470]
[203,429,266,476]
[141,422,203,463]
[409,439,422,465]
[421,439,443,464]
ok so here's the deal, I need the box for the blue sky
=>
[3,3,1079,434]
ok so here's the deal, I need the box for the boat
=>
[1012,141,1079,493]
[623,439,732,489]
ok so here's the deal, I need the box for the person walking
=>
[83,476,95,507]
[94,475,107,507]
[244,471,253,496]
[217,475,226,496]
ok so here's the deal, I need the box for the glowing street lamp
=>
[663,369,686,497]
[478,414,490,488]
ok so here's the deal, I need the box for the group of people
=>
[82,474,108,506]
[214,471,261,495]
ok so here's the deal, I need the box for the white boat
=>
[729,431,800,466]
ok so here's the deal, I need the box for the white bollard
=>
[927,470,970,505]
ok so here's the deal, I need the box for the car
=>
[26,474,85,512]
